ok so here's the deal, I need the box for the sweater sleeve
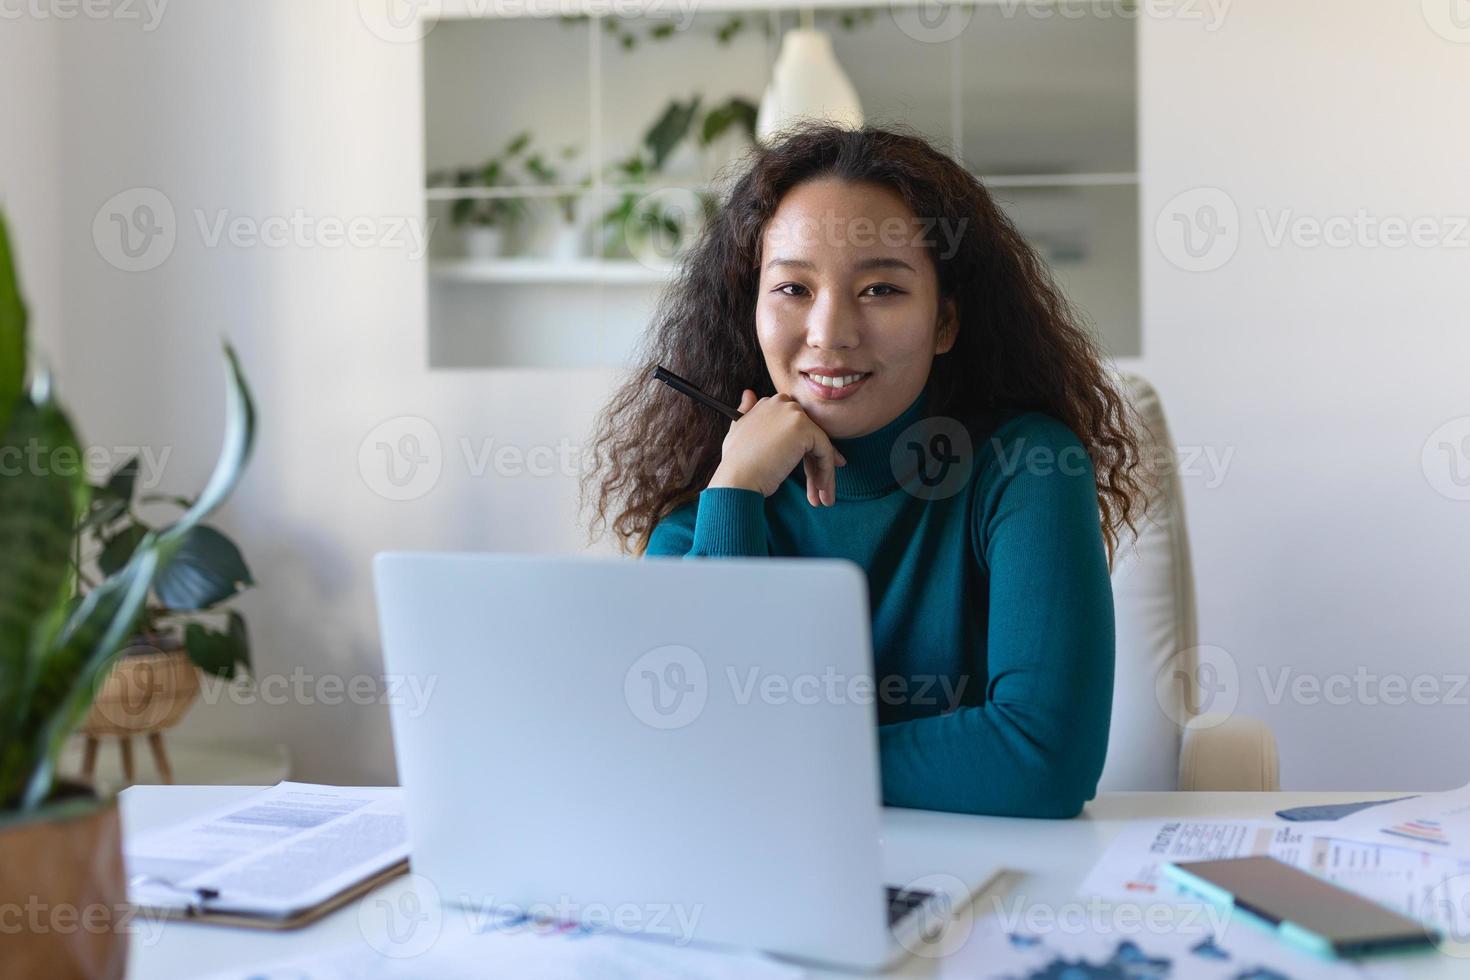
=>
[644,487,771,557]
[876,414,1116,818]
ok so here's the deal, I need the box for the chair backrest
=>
[1097,372,1199,791]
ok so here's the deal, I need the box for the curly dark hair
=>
[582,122,1146,564]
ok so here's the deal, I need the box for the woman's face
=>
[755,177,956,439]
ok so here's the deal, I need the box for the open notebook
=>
[126,781,410,929]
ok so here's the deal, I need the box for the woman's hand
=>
[707,389,847,507]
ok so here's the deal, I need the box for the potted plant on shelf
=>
[523,141,587,261]
[429,131,534,260]
[0,209,256,979]
[598,95,748,265]
[74,457,255,784]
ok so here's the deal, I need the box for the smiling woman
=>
[581,123,1147,819]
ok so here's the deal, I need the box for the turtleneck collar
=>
[824,378,936,500]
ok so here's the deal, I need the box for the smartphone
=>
[1163,856,1438,958]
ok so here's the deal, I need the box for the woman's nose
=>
[805,294,861,350]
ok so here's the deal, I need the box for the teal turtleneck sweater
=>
[644,380,1115,818]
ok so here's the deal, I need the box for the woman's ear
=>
[935,296,958,354]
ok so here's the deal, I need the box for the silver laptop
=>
[373,552,980,970]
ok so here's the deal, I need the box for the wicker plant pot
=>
[79,646,199,784]
[0,783,129,980]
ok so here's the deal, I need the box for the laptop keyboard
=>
[885,885,935,927]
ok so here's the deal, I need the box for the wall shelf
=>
[431,258,669,285]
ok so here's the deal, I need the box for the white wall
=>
[1136,0,1470,790]
[18,0,1470,790]
[53,0,619,785]
[0,13,62,363]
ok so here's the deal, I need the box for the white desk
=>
[122,787,1461,978]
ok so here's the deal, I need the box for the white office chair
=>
[1098,372,1281,792]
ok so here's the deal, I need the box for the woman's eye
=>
[864,284,902,297]
[775,283,808,297]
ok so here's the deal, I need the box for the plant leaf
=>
[153,525,253,610]
[644,96,702,171]
[184,611,249,679]
[97,523,148,578]
[104,455,140,504]
[0,394,88,794]
[0,210,26,439]
[17,544,158,810]
[156,343,256,560]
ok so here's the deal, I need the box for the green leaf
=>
[0,394,88,777]
[97,524,148,578]
[104,455,140,504]
[184,610,249,679]
[0,210,27,439]
[15,544,158,810]
[700,97,757,147]
[81,495,127,532]
[156,343,256,560]
[153,525,253,610]
[644,96,702,172]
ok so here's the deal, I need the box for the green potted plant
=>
[73,458,255,783]
[522,141,586,261]
[599,96,748,264]
[0,209,256,979]
[429,131,534,259]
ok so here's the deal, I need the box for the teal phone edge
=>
[1160,859,1441,961]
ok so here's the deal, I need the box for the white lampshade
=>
[755,28,864,145]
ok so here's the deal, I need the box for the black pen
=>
[652,365,743,422]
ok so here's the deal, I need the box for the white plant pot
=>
[461,226,504,260]
[547,220,583,262]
